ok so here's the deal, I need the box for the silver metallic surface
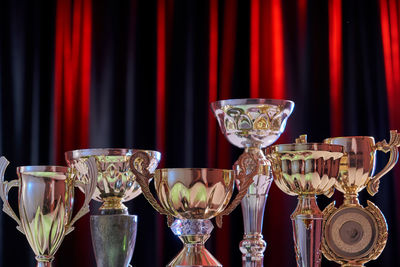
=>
[91,214,138,267]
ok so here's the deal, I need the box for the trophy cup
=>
[266,136,344,267]
[130,151,257,267]
[65,148,161,267]
[321,131,400,266]
[211,98,294,266]
[0,156,97,267]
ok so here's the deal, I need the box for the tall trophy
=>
[266,136,344,267]
[65,148,161,267]
[211,98,294,266]
[321,131,400,266]
[130,151,257,267]
[0,156,97,267]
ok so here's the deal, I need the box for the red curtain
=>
[54,0,92,265]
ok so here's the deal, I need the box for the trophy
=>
[321,131,400,266]
[65,148,161,267]
[130,151,257,267]
[211,98,294,266]
[0,156,97,267]
[266,136,344,267]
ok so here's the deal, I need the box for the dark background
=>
[1,0,400,266]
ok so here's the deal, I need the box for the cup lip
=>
[324,136,375,142]
[17,165,69,173]
[210,98,295,111]
[268,143,344,153]
[65,148,161,160]
[156,168,233,173]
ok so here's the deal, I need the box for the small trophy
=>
[266,136,344,267]
[0,156,97,267]
[322,131,400,266]
[130,151,257,267]
[211,98,294,266]
[65,148,161,267]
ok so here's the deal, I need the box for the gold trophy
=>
[130,151,257,267]
[65,148,161,267]
[266,136,344,267]
[0,156,97,267]
[321,131,400,266]
[211,98,294,266]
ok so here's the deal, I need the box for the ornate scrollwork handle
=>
[215,152,259,228]
[367,130,400,196]
[130,151,173,226]
[0,156,24,234]
[66,157,97,235]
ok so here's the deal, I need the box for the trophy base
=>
[169,219,221,267]
[90,214,138,267]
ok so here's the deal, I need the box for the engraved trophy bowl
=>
[65,148,161,215]
[266,141,344,267]
[211,98,294,266]
[0,156,97,267]
[321,131,400,266]
[130,151,256,267]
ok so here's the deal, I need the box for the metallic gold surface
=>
[65,148,161,214]
[211,98,294,148]
[266,141,344,267]
[130,151,255,267]
[211,98,294,267]
[322,201,387,267]
[321,132,398,266]
[0,156,97,266]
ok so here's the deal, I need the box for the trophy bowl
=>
[130,151,256,267]
[65,148,161,214]
[266,142,344,267]
[0,157,97,267]
[211,98,294,148]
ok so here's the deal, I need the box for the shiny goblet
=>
[0,156,97,267]
[65,148,161,267]
[130,151,256,267]
[266,141,344,267]
[321,131,400,266]
[211,98,294,266]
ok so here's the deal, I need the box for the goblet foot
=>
[91,214,138,267]
[169,219,221,267]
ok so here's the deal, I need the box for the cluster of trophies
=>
[1,98,399,267]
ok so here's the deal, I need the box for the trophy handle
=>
[0,156,24,234]
[66,157,97,235]
[215,152,258,228]
[367,130,400,196]
[130,151,173,226]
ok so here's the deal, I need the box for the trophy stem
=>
[343,193,360,206]
[99,197,128,215]
[291,195,323,267]
[239,148,271,267]
[169,219,221,267]
[35,257,53,267]
[90,214,138,267]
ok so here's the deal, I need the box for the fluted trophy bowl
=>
[155,168,234,219]
[65,148,161,214]
[0,157,97,267]
[131,151,256,267]
[211,98,294,148]
[266,142,344,267]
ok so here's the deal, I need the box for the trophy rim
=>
[210,98,295,111]
[17,165,69,173]
[155,168,234,173]
[324,136,375,143]
[64,148,161,160]
[270,142,344,152]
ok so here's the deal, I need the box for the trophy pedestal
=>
[291,196,323,267]
[90,214,138,267]
[169,219,221,267]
